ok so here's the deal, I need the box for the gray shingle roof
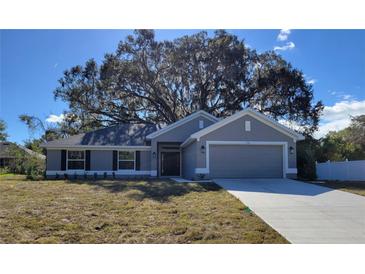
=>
[42,124,158,147]
[0,142,45,159]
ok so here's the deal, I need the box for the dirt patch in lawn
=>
[0,176,288,243]
[310,180,365,197]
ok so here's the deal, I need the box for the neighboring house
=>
[0,141,46,168]
[41,109,304,179]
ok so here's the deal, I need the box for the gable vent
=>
[245,121,251,132]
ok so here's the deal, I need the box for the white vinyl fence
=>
[316,160,365,181]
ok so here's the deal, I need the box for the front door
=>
[161,151,180,176]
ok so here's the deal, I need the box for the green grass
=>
[310,180,365,197]
[0,173,27,179]
[0,176,288,244]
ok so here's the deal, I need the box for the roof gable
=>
[146,110,219,139]
[189,108,304,142]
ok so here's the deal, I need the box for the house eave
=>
[41,145,152,151]
[189,108,305,141]
[180,137,195,148]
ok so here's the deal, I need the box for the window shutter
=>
[135,151,141,170]
[85,150,91,171]
[61,150,66,171]
[113,150,118,171]
[45,149,48,169]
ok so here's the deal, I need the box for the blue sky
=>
[1,29,365,144]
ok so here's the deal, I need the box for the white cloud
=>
[274,41,295,51]
[315,99,365,138]
[46,114,65,123]
[328,90,355,101]
[342,94,352,100]
[306,79,317,85]
[277,29,291,41]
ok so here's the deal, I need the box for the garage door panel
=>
[209,145,283,178]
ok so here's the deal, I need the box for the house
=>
[0,141,46,168]
[41,108,304,179]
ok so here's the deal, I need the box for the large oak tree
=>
[54,30,323,135]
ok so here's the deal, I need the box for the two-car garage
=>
[208,143,284,178]
[182,109,304,180]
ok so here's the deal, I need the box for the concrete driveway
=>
[214,178,365,244]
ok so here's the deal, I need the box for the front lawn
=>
[0,176,287,243]
[310,180,365,197]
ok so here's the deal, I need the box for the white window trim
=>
[194,141,289,178]
[118,150,136,171]
[66,149,85,172]
[199,120,204,129]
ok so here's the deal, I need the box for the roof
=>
[0,142,13,158]
[41,123,158,148]
[146,110,219,139]
[181,108,305,147]
[0,142,45,159]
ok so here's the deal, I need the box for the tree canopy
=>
[297,114,365,179]
[19,114,68,154]
[54,30,323,135]
[0,119,8,141]
[317,115,365,162]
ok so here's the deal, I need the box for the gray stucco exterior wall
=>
[46,149,151,172]
[140,151,151,171]
[182,142,197,180]
[90,150,151,171]
[150,115,216,172]
[196,114,297,169]
[90,150,113,171]
[46,150,61,170]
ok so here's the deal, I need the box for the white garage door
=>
[209,145,283,178]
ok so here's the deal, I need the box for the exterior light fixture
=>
[200,145,205,153]
[152,151,156,158]
[289,146,294,154]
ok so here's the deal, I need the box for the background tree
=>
[54,30,323,135]
[297,114,365,180]
[317,115,365,162]
[19,114,67,154]
[347,115,365,149]
[0,119,8,141]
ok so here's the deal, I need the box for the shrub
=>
[297,139,318,180]
[0,166,10,175]
[24,155,45,180]
[6,144,45,178]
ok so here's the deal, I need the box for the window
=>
[118,151,135,170]
[67,150,85,170]
[245,121,251,132]
[199,120,204,129]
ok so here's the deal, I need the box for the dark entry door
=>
[161,151,180,176]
